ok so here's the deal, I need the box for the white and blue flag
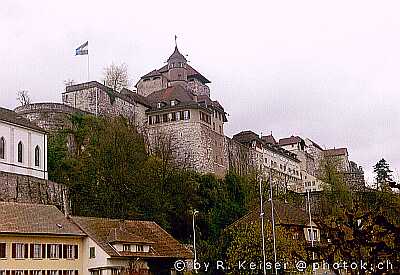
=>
[75,41,88,55]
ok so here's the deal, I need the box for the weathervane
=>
[174,35,178,47]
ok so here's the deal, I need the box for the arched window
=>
[0,137,4,159]
[34,146,40,167]
[17,141,23,163]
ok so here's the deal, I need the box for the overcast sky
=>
[1,0,399,183]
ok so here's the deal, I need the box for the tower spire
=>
[175,35,178,47]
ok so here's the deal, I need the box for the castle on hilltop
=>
[13,43,365,192]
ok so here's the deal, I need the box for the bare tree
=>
[103,63,131,92]
[16,90,31,106]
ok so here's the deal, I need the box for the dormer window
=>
[171,100,176,106]
[123,244,131,252]
[157,102,163,109]
[306,228,319,242]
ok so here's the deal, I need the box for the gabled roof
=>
[324,148,348,157]
[141,64,211,84]
[279,136,304,146]
[232,130,260,144]
[107,228,154,244]
[120,88,152,108]
[0,202,85,236]
[146,85,195,108]
[229,200,312,229]
[64,81,144,106]
[71,216,192,259]
[261,134,277,145]
[0,107,46,133]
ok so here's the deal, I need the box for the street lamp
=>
[192,209,199,270]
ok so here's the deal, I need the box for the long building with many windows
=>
[0,107,48,180]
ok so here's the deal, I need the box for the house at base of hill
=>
[0,202,192,275]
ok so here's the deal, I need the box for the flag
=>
[75,41,88,55]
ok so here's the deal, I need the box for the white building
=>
[0,107,48,179]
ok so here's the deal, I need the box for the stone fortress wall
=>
[14,102,87,133]
[0,170,68,211]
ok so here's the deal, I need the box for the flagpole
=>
[87,49,90,81]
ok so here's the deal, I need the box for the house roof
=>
[0,202,85,236]
[71,216,193,259]
[0,107,46,133]
[120,88,152,108]
[232,131,299,162]
[65,81,150,108]
[261,134,277,145]
[279,136,304,146]
[146,85,195,108]
[107,228,154,244]
[324,148,348,157]
[230,200,312,229]
[167,46,187,63]
[141,63,211,84]
[306,138,324,151]
[232,130,260,144]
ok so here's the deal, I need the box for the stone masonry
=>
[0,171,69,212]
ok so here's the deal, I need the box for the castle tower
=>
[167,45,188,87]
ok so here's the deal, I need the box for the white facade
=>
[82,237,150,275]
[0,120,48,179]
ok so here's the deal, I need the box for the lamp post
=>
[192,209,199,271]
[269,171,278,275]
[259,177,267,275]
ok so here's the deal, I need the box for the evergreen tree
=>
[373,158,394,190]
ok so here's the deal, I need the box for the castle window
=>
[157,102,162,109]
[219,125,222,134]
[176,112,181,120]
[34,145,40,167]
[0,137,4,159]
[172,112,177,121]
[148,116,153,125]
[183,110,190,120]
[179,111,184,120]
[17,141,23,163]
[171,100,176,106]
[213,122,215,131]
[89,247,96,258]
[162,114,168,123]
[32,244,42,258]
[155,115,160,124]
[0,243,6,258]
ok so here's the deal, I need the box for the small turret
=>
[167,39,188,87]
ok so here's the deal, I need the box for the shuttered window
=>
[0,243,6,258]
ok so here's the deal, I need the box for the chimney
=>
[62,188,70,217]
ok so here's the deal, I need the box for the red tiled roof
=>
[141,64,211,84]
[71,216,192,259]
[279,136,304,146]
[107,228,154,244]
[230,200,312,229]
[0,202,85,236]
[261,134,277,145]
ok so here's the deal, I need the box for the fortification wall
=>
[14,103,85,133]
[0,171,68,211]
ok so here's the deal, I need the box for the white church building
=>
[0,107,48,179]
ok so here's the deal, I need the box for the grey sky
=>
[1,0,399,183]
